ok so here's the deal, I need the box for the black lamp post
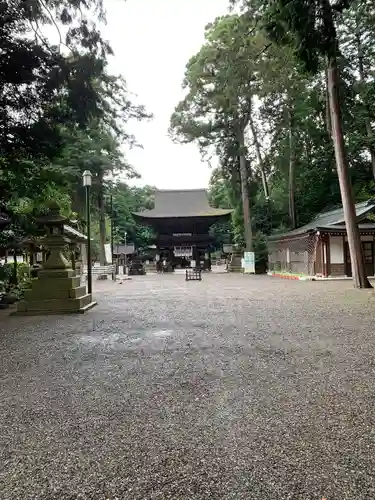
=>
[110,194,115,280]
[83,170,92,295]
[124,231,127,275]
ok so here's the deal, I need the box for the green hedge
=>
[0,262,32,296]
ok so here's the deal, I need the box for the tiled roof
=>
[133,189,232,218]
[317,223,375,232]
[269,200,375,240]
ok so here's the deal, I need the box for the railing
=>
[82,264,116,281]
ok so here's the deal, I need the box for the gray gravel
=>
[1,273,375,499]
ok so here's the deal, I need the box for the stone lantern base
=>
[12,268,97,316]
[228,250,243,273]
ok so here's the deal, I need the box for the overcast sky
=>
[102,0,229,189]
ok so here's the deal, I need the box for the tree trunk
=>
[325,68,332,137]
[98,175,107,266]
[238,128,253,251]
[248,114,269,199]
[327,56,372,288]
[288,110,296,229]
[355,30,375,180]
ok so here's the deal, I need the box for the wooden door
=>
[345,241,374,277]
[362,241,374,277]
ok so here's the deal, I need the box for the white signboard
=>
[104,243,112,264]
[243,252,255,274]
[174,246,193,257]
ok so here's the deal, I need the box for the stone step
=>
[228,266,243,273]
[15,293,94,315]
[24,285,87,301]
[32,276,81,291]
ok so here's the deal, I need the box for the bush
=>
[16,262,30,283]
[0,263,13,284]
[0,261,31,296]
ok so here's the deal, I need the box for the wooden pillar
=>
[192,245,198,268]
[29,246,34,266]
[320,235,325,276]
[325,234,331,277]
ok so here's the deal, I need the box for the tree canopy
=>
[0,0,154,259]
[170,2,375,277]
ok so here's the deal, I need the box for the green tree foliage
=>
[110,183,156,249]
[263,0,372,287]
[172,3,375,281]
[0,0,152,258]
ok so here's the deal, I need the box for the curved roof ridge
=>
[132,188,232,219]
[314,199,374,220]
[156,188,207,193]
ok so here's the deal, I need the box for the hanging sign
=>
[173,246,193,257]
[243,252,255,274]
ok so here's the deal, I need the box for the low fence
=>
[81,264,116,282]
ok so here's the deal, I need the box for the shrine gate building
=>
[133,189,232,269]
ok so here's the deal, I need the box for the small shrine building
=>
[268,200,375,278]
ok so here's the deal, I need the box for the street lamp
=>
[110,194,115,280]
[82,170,92,295]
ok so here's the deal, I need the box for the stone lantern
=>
[13,202,97,315]
[36,203,70,270]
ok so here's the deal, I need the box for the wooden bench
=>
[185,268,202,281]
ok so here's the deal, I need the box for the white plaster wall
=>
[286,248,291,263]
[344,235,374,242]
[330,236,344,264]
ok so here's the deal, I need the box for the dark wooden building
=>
[133,189,232,269]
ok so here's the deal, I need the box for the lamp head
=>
[82,170,92,187]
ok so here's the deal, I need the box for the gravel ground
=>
[1,274,375,500]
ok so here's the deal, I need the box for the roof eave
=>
[268,228,316,242]
[132,210,233,219]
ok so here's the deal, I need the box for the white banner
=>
[243,252,255,274]
[174,246,193,257]
[104,243,112,264]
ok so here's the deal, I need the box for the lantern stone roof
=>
[133,189,232,219]
[64,225,87,241]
